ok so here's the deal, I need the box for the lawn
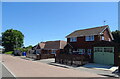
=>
[5,51,13,54]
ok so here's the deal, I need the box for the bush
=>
[5,51,13,54]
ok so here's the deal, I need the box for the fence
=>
[55,54,89,66]
[26,49,55,60]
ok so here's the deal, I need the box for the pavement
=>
[83,63,118,72]
[20,56,120,78]
[1,54,105,77]
[36,58,120,78]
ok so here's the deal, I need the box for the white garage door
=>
[94,47,114,65]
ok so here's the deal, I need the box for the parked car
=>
[14,50,22,56]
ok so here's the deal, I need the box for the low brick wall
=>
[27,54,55,60]
[55,54,89,66]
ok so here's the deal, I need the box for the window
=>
[108,38,111,41]
[87,49,92,53]
[51,49,57,54]
[87,49,92,58]
[77,49,85,54]
[94,48,103,52]
[70,37,77,42]
[101,36,104,40]
[104,47,114,53]
[69,49,72,54]
[85,36,94,41]
[94,47,114,53]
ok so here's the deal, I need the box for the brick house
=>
[27,40,67,60]
[56,25,120,65]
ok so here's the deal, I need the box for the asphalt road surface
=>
[0,62,14,78]
[1,54,104,77]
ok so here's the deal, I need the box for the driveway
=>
[2,54,104,77]
[37,58,119,78]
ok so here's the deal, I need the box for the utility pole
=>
[15,37,18,49]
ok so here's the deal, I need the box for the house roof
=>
[34,40,67,50]
[44,40,67,50]
[38,42,45,49]
[66,25,113,40]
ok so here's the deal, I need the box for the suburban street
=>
[0,54,14,78]
[1,54,105,77]
[1,63,14,77]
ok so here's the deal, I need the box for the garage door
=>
[94,47,114,65]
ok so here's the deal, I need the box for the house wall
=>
[66,28,112,49]
[67,35,100,49]
[102,28,112,41]
[67,35,99,43]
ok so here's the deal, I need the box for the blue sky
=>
[2,2,118,47]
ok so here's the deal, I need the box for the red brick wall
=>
[67,35,100,49]
[67,28,112,49]
[102,28,112,41]
[67,35,100,43]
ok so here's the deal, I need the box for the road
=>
[2,63,14,77]
[0,62,15,79]
[0,54,14,78]
[1,54,104,77]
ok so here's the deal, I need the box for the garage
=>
[94,47,114,65]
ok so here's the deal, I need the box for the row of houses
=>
[26,25,120,66]
[26,40,67,59]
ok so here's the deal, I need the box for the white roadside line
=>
[1,62,16,77]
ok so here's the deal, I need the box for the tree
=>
[112,30,120,72]
[25,45,32,49]
[2,29,24,52]
[112,30,120,43]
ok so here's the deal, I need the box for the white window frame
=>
[94,47,114,53]
[104,47,114,53]
[108,38,111,41]
[70,37,77,42]
[85,35,94,41]
[77,49,85,54]
[94,47,103,52]
[51,49,57,54]
[101,36,104,40]
[87,49,92,53]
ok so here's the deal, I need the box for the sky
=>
[2,2,118,47]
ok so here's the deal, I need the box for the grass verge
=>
[4,51,13,54]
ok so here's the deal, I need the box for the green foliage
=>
[112,30,120,65]
[25,45,32,49]
[5,51,13,54]
[112,30,120,44]
[15,45,32,52]
[2,29,24,52]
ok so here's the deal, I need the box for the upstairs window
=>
[85,35,94,41]
[101,36,104,40]
[70,37,77,42]
[108,38,111,41]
